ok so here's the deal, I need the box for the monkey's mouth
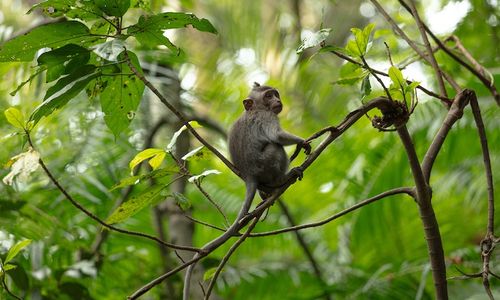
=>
[271,104,282,114]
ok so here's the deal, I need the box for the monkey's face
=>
[264,89,282,114]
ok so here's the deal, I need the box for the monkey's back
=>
[228,111,289,185]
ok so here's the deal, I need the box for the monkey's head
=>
[243,83,283,114]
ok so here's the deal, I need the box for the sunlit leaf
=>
[129,148,166,172]
[167,121,202,151]
[4,107,25,129]
[1,264,17,273]
[188,169,221,183]
[0,21,97,62]
[181,146,204,161]
[361,75,372,98]
[128,12,217,51]
[148,151,166,170]
[297,28,332,54]
[2,149,40,186]
[5,240,32,264]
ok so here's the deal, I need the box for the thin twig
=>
[182,214,226,232]
[204,216,261,300]
[398,0,500,104]
[1,274,22,300]
[250,187,414,237]
[370,0,460,94]
[421,89,471,181]
[327,48,452,105]
[407,0,447,97]
[277,200,331,300]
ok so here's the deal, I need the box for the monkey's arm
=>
[276,130,304,146]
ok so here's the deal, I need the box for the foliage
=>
[0,0,498,299]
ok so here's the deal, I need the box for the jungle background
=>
[0,0,499,299]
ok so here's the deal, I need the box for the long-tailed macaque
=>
[228,82,311,220]
[183,83,310,300]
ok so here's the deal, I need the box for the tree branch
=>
[397,126,448,299]
[407,0,447,98]
[249,187,414,237]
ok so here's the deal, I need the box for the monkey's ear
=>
[243,98,253,111]
[253,82,261,88]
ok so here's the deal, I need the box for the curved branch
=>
[250,187,414,237]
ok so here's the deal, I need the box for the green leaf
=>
[361,75,372,98]
[388,66,406,89]
[333,63,368,86]
[28,0,103,21]
[96,0,130,17]
[5,240,32,264]
[37,44,90,82]
[1,264,17,273]
[173,192,191,211]
[0,21,97,62]
[100,51,145,136]
[111,167,178,190]
[296,28,332,54]
[30,65,99,125]
[4,107,25,129]
[127,12,217,51]
[203,267,217,281]
[129,148,166,171]
[345,23,375,57]
[106,184,166,224]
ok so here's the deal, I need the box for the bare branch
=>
[422,89,472,181]
[407,0,447,97]
[249,187,414,237]
[204,216,261,300]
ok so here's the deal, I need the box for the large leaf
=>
[127,12,217,50]
[106,184,166,224]
[96,0,130,17]
[30,65,99,124]
[100,51,145,136]
[0,21,97,62]
[28,0,103,21]
[37,44,91,82]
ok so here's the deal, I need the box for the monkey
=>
[227,82,311,221]
[183,83,310,300]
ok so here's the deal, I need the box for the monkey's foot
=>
[288,166,304,181]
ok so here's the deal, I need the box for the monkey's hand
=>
[301,140,312,155]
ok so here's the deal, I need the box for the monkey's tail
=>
[182,180,258,300]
